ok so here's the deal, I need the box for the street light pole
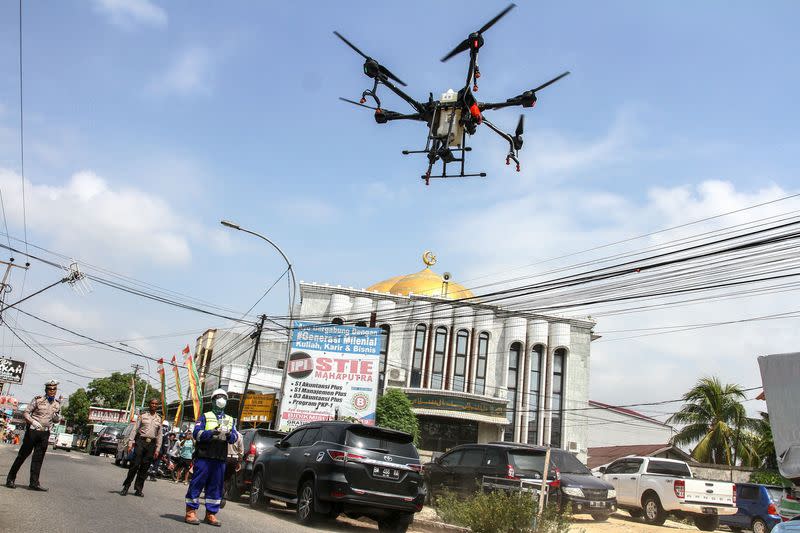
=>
[220,220,297,428]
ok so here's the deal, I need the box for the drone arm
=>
[482,117,520,170]
[380,77,425,115]
[382,112,423,122]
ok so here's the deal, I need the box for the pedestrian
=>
[120,398,162,497]
[221,430,244,507]
[174,432,193,484]
[12,432,20,445]
[166,432,180,476]
[4,380,61,491]
[184,389,238,526]
[148,420,171,481]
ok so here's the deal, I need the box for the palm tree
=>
[668,377,757,465]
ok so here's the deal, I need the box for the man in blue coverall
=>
[184,388,238,526]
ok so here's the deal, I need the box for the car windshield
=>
[551,452,592,474]
[105,428,122,436]
[256,435,282,449]
[345,428,418,458]
[509,451,546,477]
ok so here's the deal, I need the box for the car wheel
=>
[752,518,768,533]
[693,514,719,531]
[591,513,610,522]
[296,480,319,525]
[249,471,267,509]
[642,494,667,526]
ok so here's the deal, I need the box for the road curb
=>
[411,518,469,532]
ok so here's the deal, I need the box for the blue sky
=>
[0,1,798,415]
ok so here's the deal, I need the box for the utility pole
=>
[237,315,266,423]
[131,364,144,414]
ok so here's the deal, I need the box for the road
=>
[0,444,400,533]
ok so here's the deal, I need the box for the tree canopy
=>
[87,372,159,410]
[62,387,90,431]
[376,388,420,445]
[668,376,759,466]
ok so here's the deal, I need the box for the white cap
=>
[211,388,228,400]
[162,420,170,426]
[45,380,59,387]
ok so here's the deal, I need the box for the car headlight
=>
[562,486,584,498]
[607,489,616,499]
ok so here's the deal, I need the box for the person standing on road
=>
[221,430,244,507]
[4,380,61,491]
[120,398,162,497]
[184,389,238,526]
[174,431,194,484]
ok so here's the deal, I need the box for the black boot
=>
[4,479,15,489]
[28,484,48,492]
[120,485,129,496]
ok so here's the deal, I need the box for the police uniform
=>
[122,410,163,495]
[185,410,238,522]
[5,394,61,489]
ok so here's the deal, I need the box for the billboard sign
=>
[278,322,380,432]
[0,357,25,385]
[88,406,128,424]
[241,392,276,423]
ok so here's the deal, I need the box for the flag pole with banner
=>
[171,355,184,427]
[184,345,202,420]
[157,358,167,420]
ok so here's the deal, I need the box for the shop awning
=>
[412,407,508,425]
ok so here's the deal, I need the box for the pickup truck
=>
[53,432,73,451]
[600,456,736,531]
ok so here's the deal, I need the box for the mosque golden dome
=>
[366,252,475,300]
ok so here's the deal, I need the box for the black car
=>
[227,428,285,500]
[91,426,123,456]
[423,443,617,521]
[249,421,423,532]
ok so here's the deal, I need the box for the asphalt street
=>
[0,444,397,533]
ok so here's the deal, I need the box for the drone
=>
[335,3,570,185]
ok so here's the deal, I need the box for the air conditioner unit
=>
[568,441,578,452]
[388,368,405,382]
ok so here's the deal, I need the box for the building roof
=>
[588,400,672,427]
[587,444,693,469]
[366,252,474,300]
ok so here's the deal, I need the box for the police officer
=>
[120,398,162,497]
[184,389,238,526]
[5,380,62,491]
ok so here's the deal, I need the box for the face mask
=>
[214,398,227,409]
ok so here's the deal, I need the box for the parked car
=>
[780,488,800,522]
[719,483,783,533]
[53,432,73,451]
[600,456,737,531]
[226,428,285,501]
[91,426,123,456]
[423,442,617,521]
[249,421,423,532]
[773,515,800,533]
[114,423,136,467]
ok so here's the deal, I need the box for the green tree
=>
[87,372,159,410]
[376,388,420,445]
[668,377,757,465]
[62,388,90,432]
[752,412,777,470]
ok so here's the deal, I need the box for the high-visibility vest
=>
[195,411,234,461]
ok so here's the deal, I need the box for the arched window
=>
[527,345,544,444]
[452,330,469,392]
[550,348,566,448]
[409,324,426,388]
[474,332,489,395]
[430,326,448,389]
[503,342,522,442]
[378,324,390,394]
[331,317,344,325]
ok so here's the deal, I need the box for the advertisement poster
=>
[278,322,380,432]
[241,393,276,423]
[0,357,25,385]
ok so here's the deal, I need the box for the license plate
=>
[372,466,400,480]
[589,501,605,508]
[701,507,718,515]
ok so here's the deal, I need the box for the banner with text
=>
[278,322,380,432]
[0,357,26,385]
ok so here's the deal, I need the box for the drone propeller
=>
[513,114,524,150]
[441,3,516,62]
[339,97,378,110]
[334,31,407,86]
[531,71,571,93]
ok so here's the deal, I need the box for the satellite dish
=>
[443,272,452,281]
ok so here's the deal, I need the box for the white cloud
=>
[148,47,213,96]
[92,0,167,30]
[0,167,198,267]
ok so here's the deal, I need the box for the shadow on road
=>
[224,499,378,532]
